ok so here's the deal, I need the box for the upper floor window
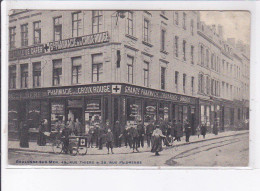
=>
[72,12,83,37]
[127,55,134,84]
[183,40,186,61]
[191,76,194,95]
[161,67,166,90]
[191,45,194,65]
[33,62,41,87]
[92,54,103,82]
[143,61,149,87]
[198,73,204,93]
[183,12,186,30]
[33,21,41,44]
[174,36,179,57]
[200,45,204,66]
[174,11,179,25]
[161,29,166,51]
[53,59,62,86]
[206,49,209,67]
[92,11,103,33]
[54,17,62,41]
[9,65,16,89]
[127,12,134,36]
[21,24,28,46]
[191,19,194,35]
[175,71,179,92]
[72,57,82,84]
[9,27,16,49]
[143,19,150,42]
[183,73,186,93]
[20,64,28,88]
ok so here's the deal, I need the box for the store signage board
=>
[9,31,109,60]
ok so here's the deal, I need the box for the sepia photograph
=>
[6,9,250,167]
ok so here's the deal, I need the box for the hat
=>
[155,125,160,128]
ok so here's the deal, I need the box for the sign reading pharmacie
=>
[122,85,196,104]
[9,31,109,60]
[8,84,112,100]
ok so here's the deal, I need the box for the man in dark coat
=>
[122,125,131,148]
[19,120,29,148]
[88,126,95,148]
[146,121,154,147]
[213,120,218,135]
[175,120,183,141]
[93,124,99,148]
[61,123,72,154]
[113,121,121,147]
[129,125,139,152]
[37,120,46,146]
[98,125,106,150]
[201,122,207,139]
[137,121,145,148]
[184,120,192,142]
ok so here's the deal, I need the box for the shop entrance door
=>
[68,108,83,123]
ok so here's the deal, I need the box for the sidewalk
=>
[8,130,249,155]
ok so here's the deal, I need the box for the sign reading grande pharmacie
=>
[9,31,109,60]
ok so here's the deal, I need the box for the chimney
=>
[218,25,223,38]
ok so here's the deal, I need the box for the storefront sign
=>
[51,103,64,115]
[9,44,44,60]
[46,31,109,52]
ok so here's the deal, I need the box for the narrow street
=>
[8,132,249,167]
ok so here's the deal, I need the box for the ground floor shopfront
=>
[8,83,199,134]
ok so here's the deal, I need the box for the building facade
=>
[8,10,250,134]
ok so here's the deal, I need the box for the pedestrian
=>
[106,128,114,154]
[19,120,29,148]
[98,124,106,150]
[88,126,95,148]
[61,122,72,154]
[201,122,207,139]
[129,124,139,152]
[165,122,173,146]
[137,120,145,148]
[151,125,166,156]
[196,124,201,138]
[160,119,168,146]
[68,118,75,134]
[184,120,192,142]
[122,124,131,148]
[146,121,154,148]
[213,120,218,135]
[113,120,121,147]
[175,120,183,141]
[94,124,99,148]
[74,118,82,136]
[37,120,46,146]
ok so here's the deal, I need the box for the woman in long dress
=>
[37,120,46,146]
[19,121,29,148]
[151,125,166,156]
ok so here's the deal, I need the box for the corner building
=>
[8,10,249,135]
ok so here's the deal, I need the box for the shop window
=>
[159,102,170,121]
[8,101,19,132]
[144,100,157,123]
[51,101,65,129]
[72,57,82,84]
[53,16,62,41]
[53,59,62,86]
[200,105,205,124]
[20,64,28,88]
[9,65,16,89]
[72,12,83,37]
[9,27,16,49]
[127,11,134,36]
[33,62,41,87]
[85,99,102,128]
[127,55,134,84]
[33,21,41,44]
[21,24,28,46]
[126,98,142,123]
[92,10,103,33]
[92,54,103,82]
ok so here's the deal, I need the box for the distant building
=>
[8,10,250,134]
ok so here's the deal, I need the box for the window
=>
[21,24,28,46]
[20,64,28,88]
[143,61,149,87]
[191,45,194,64]
[175,36,179,57]
[161,67,166,90]
[33,21,41,44]
[53,59,62,86]
[183,74,186,93]
[191,19,194,35]
[127,12,134,36]
[161,29,166,51]
[183,40,186,61]
[143,19,149,42]
[92,54,103,82]
[9,65,16,89]
[72,12,83,37]
[33,62,41,87]
[198,73,203,93]
[54,17,62,41]
[191,76,194,95]
[72,57,82,84]
[200,45,204,66]
[127,55,134,84]
[183,12,186,30]
[211,79,214,95]
[174,11,179,25]
[92,11,103,33]
[9,27,16,49]
[206,49,209,67]
[207,76,210,95]
[175,71,179,92]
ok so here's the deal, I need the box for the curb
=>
[9,131,248,155]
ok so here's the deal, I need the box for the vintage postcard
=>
[6,9,250,167]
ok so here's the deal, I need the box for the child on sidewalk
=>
[106,128,114,154]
